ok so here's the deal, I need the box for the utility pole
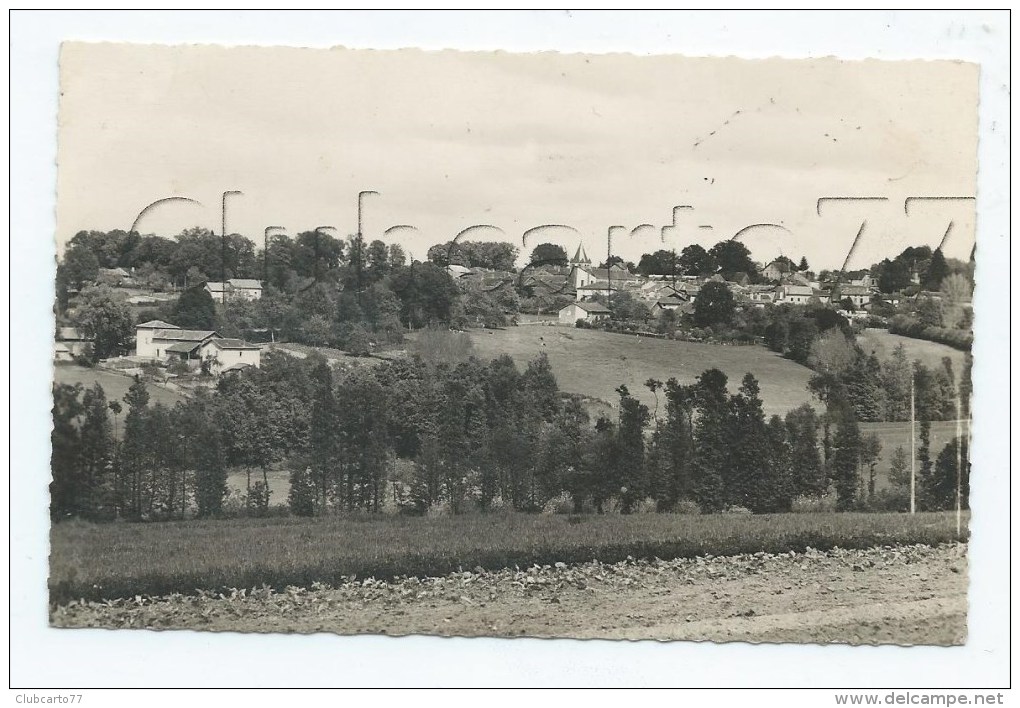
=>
[607,225,624,316]
[910,374,916,515]
[221,190,243,304]
[357,190,379,303]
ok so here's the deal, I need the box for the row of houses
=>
[54,320,263,376]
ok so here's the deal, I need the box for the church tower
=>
[570,242,591,266]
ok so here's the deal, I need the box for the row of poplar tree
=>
[50,348,970,522]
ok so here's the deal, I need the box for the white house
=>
[199,338,262,373]
[558,300,612,325]
[135,320,219,360]
[834,284,875,309]
[135,320,181,358]
[776,284,818,305]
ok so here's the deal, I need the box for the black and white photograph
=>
[10,9,1011,693]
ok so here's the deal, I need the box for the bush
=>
[868,487,911,513]
[673,499,702,516]
[425,500,454,518]
[721,505,753,515]
[541,492,574,515]
[632,497,658,514]
[288,467,316,517]
[487,496,515,515]
[600,497,623,514]
[338,323,373,357]
[791,492,838,514]
[166,358,191,377]
[221,489,248,518]
[248,482,271,517]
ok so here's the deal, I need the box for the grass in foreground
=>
[49,511,966,605]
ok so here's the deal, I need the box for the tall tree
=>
[529,243,569,267]
[727,373,770,511]
[678,244,717,277]
[924,437,970,511]
[50,383,84,520]
[77,383,114,517]
[922,248,949,291]
[708,240,756,278]
[690,369,731,512]
[693,281,736,328]
[637,250,679,276]
[613,385,651,512]
[71,286,134,361]
[831,416,862,511]
[785,403,825,497]
[171,285,218,330]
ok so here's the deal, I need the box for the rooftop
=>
[573,301,612,314]
[210,338,261,351]
[153,329,219,342]
[136,320,180,330]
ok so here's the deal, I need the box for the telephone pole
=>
[910,374,916,515]
[356,190,379,303]
[221,190,243,301]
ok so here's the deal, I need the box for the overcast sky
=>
[57,43,978,270]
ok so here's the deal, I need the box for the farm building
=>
[558,300,612,325]
[204,278,263,302]
[135,320,218,360]
[201,338,262,374]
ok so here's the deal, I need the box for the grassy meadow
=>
[856,328,967,375]
[49,511,966,604]
[53,364,183,411]
[465,324,815,417]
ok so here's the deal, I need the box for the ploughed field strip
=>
[52,542,967,645]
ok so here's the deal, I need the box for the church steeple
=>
[571,243,591,266]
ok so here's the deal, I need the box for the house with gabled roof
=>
[136,319,219,359]
[198,338,262,374]
[559,300,612,325]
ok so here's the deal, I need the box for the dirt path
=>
[52,543,967,645]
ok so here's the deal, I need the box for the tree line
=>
[52,344,969,522]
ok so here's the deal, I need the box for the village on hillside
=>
[55,233,968,387]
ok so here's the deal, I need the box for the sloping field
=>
[52,364,183,409]
[857,328,967,377]
[467,325,815,417]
